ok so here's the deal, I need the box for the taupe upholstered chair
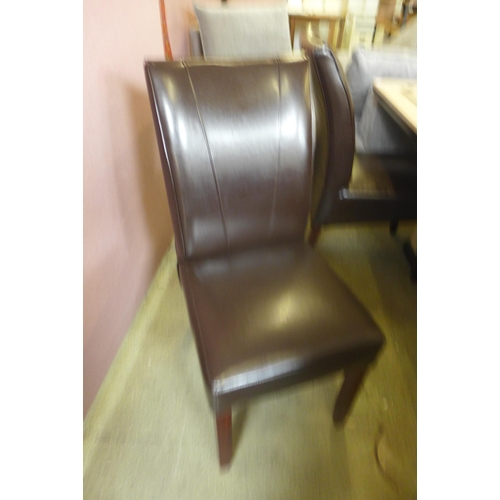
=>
[190,3,293,60]
[301,32,417,247]
[145,57,385,468]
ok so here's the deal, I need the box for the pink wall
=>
[83,0,176,417]
[83,0,279,418]
[164,0,217,59]
[163,0,197,59]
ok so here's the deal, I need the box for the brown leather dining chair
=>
[144,57,385,468]
[300,31,417,247]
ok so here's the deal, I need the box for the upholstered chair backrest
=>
[194,3,292,60]
[145,59,314,262]
[346,48,417,119]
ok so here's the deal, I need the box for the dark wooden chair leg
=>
[216,408,232,467]
[389,220,399,235]
[308,226,322,247]
[333,362,369,424]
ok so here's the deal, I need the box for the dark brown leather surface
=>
[145,59,313,262]
[300,31,417,227]
[145,58,384,413]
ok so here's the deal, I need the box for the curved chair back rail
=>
[300,31,356,226]
[145,58,385,468]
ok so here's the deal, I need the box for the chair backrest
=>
[145,58,314,262]
[194,3,292,60]
[300,31,355,225]
[346,47,417,119]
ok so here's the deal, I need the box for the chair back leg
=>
[216,408,232,468]
[333,362,370,423]
[308,226,322,247]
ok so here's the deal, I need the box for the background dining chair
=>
[191,2,293,60]
[346,46,417,155]
[300,31,417,246]
[145,57,385,468]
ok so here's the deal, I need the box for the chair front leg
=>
[216,408,232,467]
[333,362,370,423]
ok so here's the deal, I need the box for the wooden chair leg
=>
[216,408,232,467]
[389,220,399,235]
[308,226,322,247]
[333,362,369,424]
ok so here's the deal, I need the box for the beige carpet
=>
[83,222,417,500]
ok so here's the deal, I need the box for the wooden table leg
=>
[327,20,335,49]
[333,362,369,423]
[337,19,345,48]
[289,18,296,48]
[389,220,399,235]
[216,408,232,467]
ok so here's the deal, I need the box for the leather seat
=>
[180,243,383,413]
[145,57,385,468]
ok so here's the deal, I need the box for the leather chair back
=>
[145,59,314,262]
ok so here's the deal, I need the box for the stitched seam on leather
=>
[183,62,230,253]
[146,65,186,258]
[269,60,282,239]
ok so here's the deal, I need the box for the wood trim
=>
[159,0,173,60]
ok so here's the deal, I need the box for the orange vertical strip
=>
[159,0,173,60]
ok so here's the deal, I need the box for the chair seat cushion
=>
[179,243,384,411]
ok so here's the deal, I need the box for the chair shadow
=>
[126,83,172,268]
[232,404,248,457]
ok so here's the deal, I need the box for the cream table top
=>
[373,78,417,135]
